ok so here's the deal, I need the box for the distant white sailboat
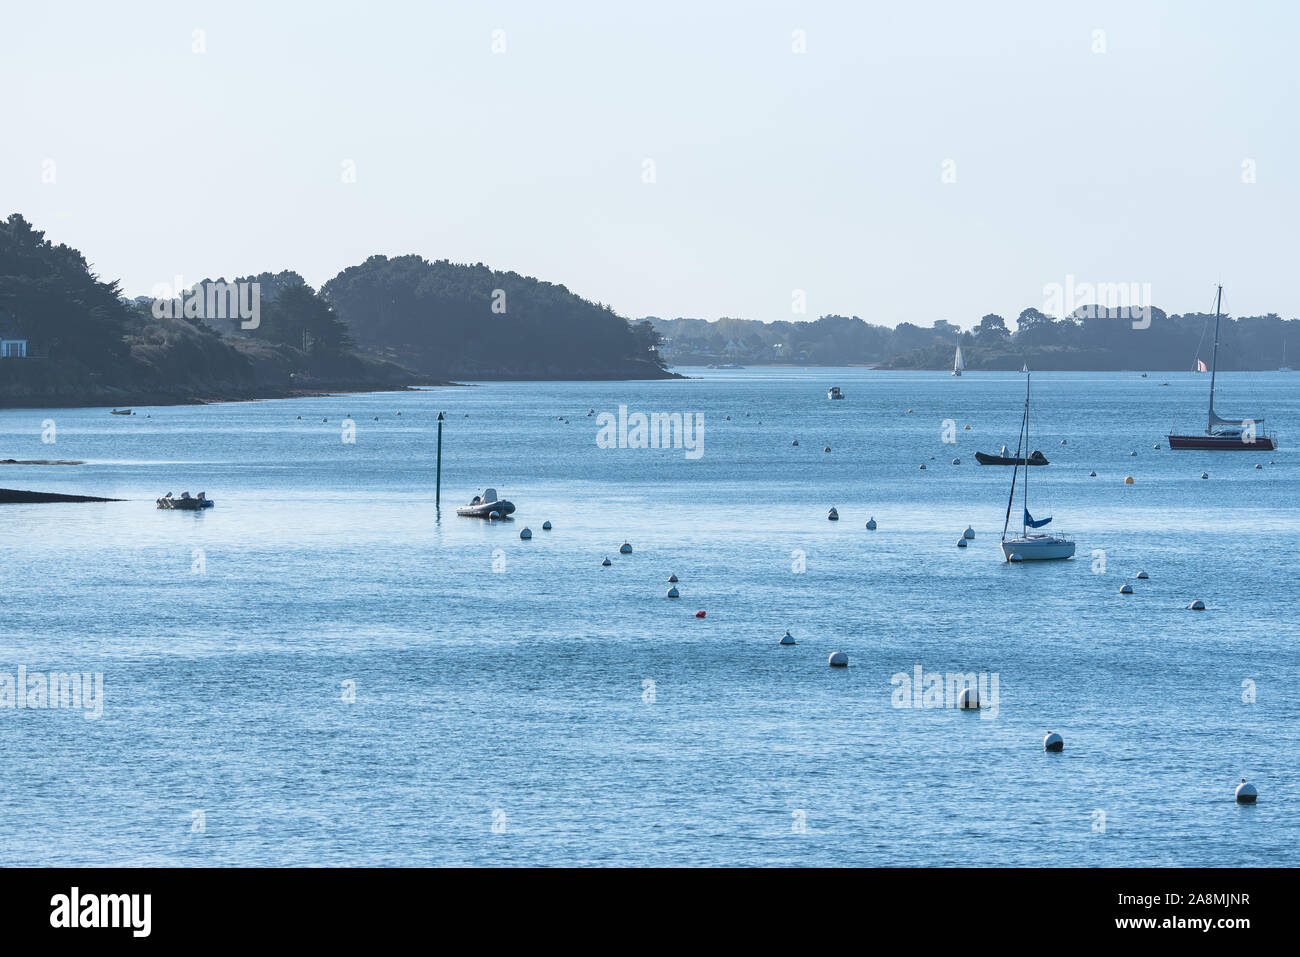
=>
[1000,371,1075,562]
[952,346,964,376]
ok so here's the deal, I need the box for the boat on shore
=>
[157,491,213,510]
[1168,285,1277,451]
[456,488,515,518]
[1000,372,1074,562]
[975,448,1049,466]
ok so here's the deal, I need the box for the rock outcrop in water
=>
[0,488,121,503]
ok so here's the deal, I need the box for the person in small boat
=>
[181,491,191,499]
[197,492,206,501]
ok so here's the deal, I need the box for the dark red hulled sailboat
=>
[1168,285,1277,451]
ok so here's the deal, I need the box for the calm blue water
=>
[0,368,1296,866]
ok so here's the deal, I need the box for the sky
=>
[2,1,1297,329]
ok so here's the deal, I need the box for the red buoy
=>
[695,610,706,618]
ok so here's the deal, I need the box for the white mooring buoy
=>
[1187,599,1206,610]
[952,458,961,465]
[828,651,848,667]
[1008,552,1024,562]
[1119,583,1133,594]
[828,507,839,521]
[601,557,611,567]
[666,586,680,598]
[865,518,877,530]
[668,573,678,583]
[1255,463,1262,469]
[957,687,979,709]
[957,538,967,548]
[919,463,927,470]
[963,526,975,540]
[779,630,796,646]
[620,542,633,554]
[1201,472,1209,479]
[520,527,532,539]
[1136,570,1149,579]
[1043,732,1064,753]
[1235,779,1258,804]
[542,521,552,530]
[1089,471,1097,477]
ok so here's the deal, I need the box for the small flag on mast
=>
[1197,359,1207,373]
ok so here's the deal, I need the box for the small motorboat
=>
[827,386,844,400]
[975,448,1049,466]
[110,409,133,415]
[456,488,515,518]
[157,491,213,510]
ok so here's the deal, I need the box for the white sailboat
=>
[952,346,964,376]
[1000,372,1074,562]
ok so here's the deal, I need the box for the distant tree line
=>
[320,255,669,379]
[0,213,673,406]
[650,308,1300,371]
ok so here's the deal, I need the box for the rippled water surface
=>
[0,368,1296,865]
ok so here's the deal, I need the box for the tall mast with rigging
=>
[1022,372,1030,536]
[1207,284,1222,434]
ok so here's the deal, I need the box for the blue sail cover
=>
[1024,509,1052,529]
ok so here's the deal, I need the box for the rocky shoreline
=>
[0,381,439,411]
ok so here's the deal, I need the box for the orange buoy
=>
[695,610,706,618]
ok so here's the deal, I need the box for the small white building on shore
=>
[0,315,28,358]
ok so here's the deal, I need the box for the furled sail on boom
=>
[1024,509,1052,529]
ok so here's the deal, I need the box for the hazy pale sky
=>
[3,1,1296,327]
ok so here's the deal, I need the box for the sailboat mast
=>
[1208,284,1222,433]
[1023,372,1030,535]
[1001,402,1026,542]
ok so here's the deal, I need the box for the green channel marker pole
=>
[436,411,444,507]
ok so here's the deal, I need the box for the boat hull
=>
[456,500,515,518]
[975,451,1049,466]
[157,497,213,510]
[1167,433,1277,450]
[1002,537,1075,562]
